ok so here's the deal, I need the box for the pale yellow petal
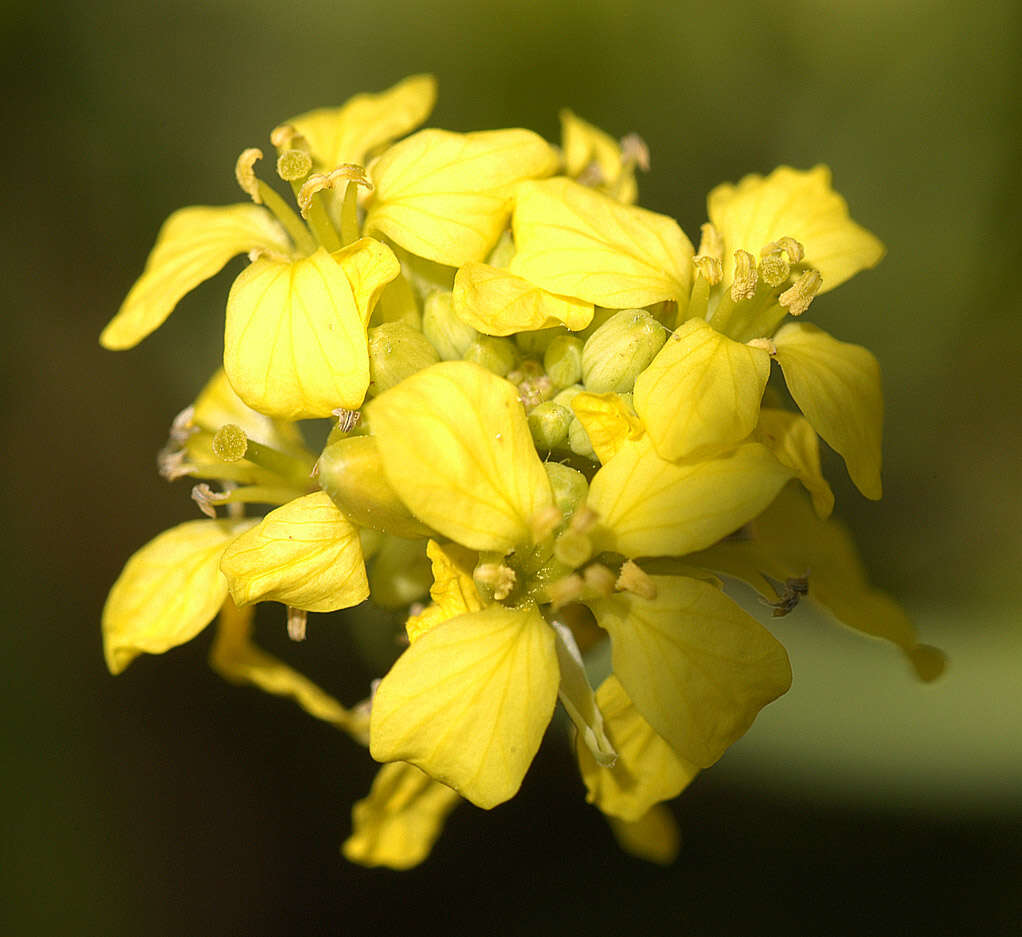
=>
[365,128,558,266]
[569,391,644,464]
[689,484,946,681]
[367,361,554,553]
[754,407,834,518]
[452,262,594,335]
[287,74,437,169]
[342,762,461,869]
[219,492,367,612]
[586,436,793,558]
[773,322,883,499]
[370,605,559,809]
[708,165,885,292]
[224,240,399,419]
[102,518,254,674]
[577,675,699,822]
[588,576,792,767]
[210,599,356,732]
[607,805,680,865]
[101,205,290,350]
[560,109,638,204]
[510,177,692,307]
[633,318,771,460]
[405,540,484,644]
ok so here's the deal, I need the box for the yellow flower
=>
[511,166,887,499]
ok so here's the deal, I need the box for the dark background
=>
[3,0,1021,933]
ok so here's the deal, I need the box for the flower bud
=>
[581,309,666,394]
[317,436,433,539]
[568,417,596,460]
[422,291,477,360]
[543,335,584,388]
[463,335,517,376]
[515,325,567,355]
[368,322,439,395]
[528,401,572,451]
[544,462,589,517]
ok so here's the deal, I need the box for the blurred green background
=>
[3,0,1020,933]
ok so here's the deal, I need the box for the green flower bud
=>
[581,308,667,394]
[463,334,518,376]
[576,306,617,341]
[568,417,596,460]
[368,321,439,395]
[543,335,584,388]
[318,436,434,539]
[544,462,589,517]
[515,325,568,355]
[528,401,572,451]
[553,383,585,409]
[423,291,477,360]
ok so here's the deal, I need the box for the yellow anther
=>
[759,244,790,287]
[696,223,724,262]
[191,482,226,518]
[774,236,805,264]
[157,447,195,481]
[475,562,517,602]
[235,148,264,204]
[531,504,563,543]
[778,269,823,317]
[731,249,759,302]
[276,148,313,182]
[547,573,584,609]
[554,529,593,569]
[616,559,658,600]
[569,505,599,535]
[287,606,307,642]
[297,164,372,219]
[619,133,650,172]
[269,124,311,153]
[582,563,617,597]
[746,337,777,355]
[693,253,723,285]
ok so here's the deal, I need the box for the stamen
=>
[582,563,617,597]
[235,148,264,204]
[168,405,197,444]
[779,269,823,317]
[692,254,723,286]
[297,165,372,219]
[616,559,658,600]
[746,337,777,355]
[570,505,599,535]
[270,124,311,153]
[157,448,196,481]
[531,505,563,544]
[731,250,759,302]
[546,573,584,609]
[474,562,517,601]
[276,148,313,182]
[576,163,606,187]
[696,223,724,263]
[554,528,593,568]
[332,407,361,433]
[619,133,650,172]
[775,236,804,264]
[191,482,224,518]
[287,606,308,642]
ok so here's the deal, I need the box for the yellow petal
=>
[224,239,399,419]
[365,128,558,266]
[219,492,368,612]
[552,621,616,767]
[452,262,594,335]
[101,205,290,350]
[569,391,644,464]
[342,761,461,870]
[773,322,883,499]
[102,518,254,674]
[367,361,554,553]
[707,165,885,292]
[510,177,692,308]
[588,575,792,767]
[607,805,680,865]
[191,369,306,455]
[633,318,771,460]
[577,675,699,822]
[370,604,559,809]
[586,436,793,558]
[287,74,437,170]
[560,109,638,204]
[754,407,834,518]
[210,599,356,733]
[689,483,946,681]
[405,540,484,644]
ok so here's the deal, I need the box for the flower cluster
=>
[101,76,944,869]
